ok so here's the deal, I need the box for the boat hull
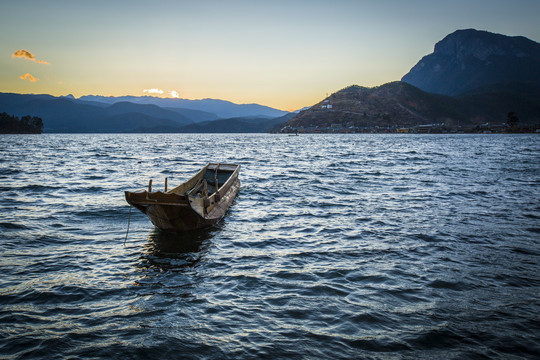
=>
[125,164,240,232]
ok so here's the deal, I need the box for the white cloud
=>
[169,90,180,98]
[143,88,164,94]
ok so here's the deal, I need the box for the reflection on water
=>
[131,227,217,303]
[138,227,216,272]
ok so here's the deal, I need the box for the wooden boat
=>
[125,163,240,232]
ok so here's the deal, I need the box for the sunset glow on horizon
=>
[1,0,539,111]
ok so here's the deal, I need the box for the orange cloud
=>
[12,49,49,64]
[20,73,39,82]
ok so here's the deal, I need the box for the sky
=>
[1,0,539,111]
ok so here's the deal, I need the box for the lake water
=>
[1,134,539,359]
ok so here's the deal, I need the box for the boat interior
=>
[186,167,234,198]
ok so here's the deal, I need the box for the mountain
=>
[105,102,193,123]
[286,82,463,129]
[284,29,540,131]
[176,114,293,133]
[0,93,193,132]
[78,95,288,120]
[284,81,540,130]
[402,29,540,96]
[163,107,219,123]
[0,92,291,133]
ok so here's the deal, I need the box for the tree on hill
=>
[0,112,43,133]
[507,112,519,128]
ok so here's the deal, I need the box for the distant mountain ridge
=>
[0,93,289,133]
[0,93,192,132]
[176,113,295,133]
[402,29,540,95]
[78,95,287,119]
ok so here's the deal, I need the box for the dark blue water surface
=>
[1,134,539,359]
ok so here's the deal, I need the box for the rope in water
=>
[124,205,132,246]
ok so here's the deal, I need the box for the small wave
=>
[0,222,29,230]
[346,337,411,352]
[469,190,490,196]
[411,233,440,243]
[5,285,117,305]
[19,184,61,192]
[350,312,391,325]
[392,186,411,192]
[526,227,540,234]
[273,271,318,282]
[86,186,107,192]
[301,284,349,297]
[405,327,465,349]
[506,274,540,287]
[93,153,110,158]
[511,246,539,256]
[74,207,128,219]
[0,168,21,175]
[427,279,470,291]
[49,223,66,228]
[344,273,389,284]
[84,175,107,180]
[403,156,427,161]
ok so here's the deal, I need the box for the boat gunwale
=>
[125,163,240,208]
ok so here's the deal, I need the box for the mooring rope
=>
[124,205,132,246]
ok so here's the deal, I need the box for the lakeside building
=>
[280,122,540,134]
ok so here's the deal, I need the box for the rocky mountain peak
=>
[402,29,540,95]
[434,29,535,61]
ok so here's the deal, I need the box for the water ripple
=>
[0,133,539,359]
